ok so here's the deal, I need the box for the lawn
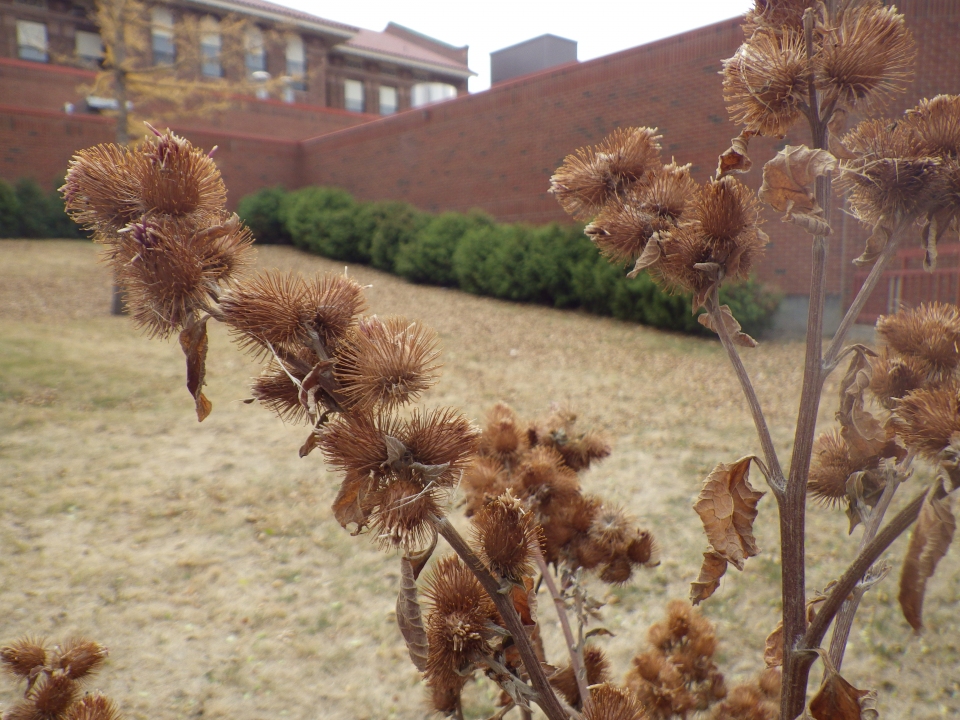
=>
[0,240,957,719]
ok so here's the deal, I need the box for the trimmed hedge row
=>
[237,186,781,337]
[0,178,84,239]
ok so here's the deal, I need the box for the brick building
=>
[2,0,960,320]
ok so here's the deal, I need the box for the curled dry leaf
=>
[763,621,783,668]
[809,650,877,720]
[699,304,758,348]
[854,225,891,267]
[898,478,956,631]
[178,315,212,422]
[627,233,664,278]
[759,145,838,236]
[331,471,375,534]
[836,345,887,463]
[919,206,957,272]
[694,456,764,571]
[397,532,438,674]
[690,551,728,605]
[717,130,755,178]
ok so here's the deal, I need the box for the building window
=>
[344,79,364,113]
[75,30,103,65]
[200,16,221,78]
[16,20,48,62]
[245,26,266,77]
[379,85,398,115]
[285,34,306,91]
[411,82,457,108]
[151,7,175,66]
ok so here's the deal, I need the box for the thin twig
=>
[822,221,907,374]
[431,516,569,720]
[827,460,907,668]
[533,552,589,706]
[706,290,786,498]
[803,487,928,652]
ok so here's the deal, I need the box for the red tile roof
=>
[343,28,472,75]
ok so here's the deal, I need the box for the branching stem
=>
[432,516,569,720]
[534,552,589,706]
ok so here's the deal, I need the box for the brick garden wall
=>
[300,0,960,296]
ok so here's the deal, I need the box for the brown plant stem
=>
[803,486,927,653]
[822,222,907,374]
[432,516,569,720]
[706,291,786,497]
[827,460,907,669]
[533,551,589,706]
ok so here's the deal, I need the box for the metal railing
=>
[850,244,960,323]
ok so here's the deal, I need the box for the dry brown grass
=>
[1,240,957,719]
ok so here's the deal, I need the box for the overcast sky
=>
[284,1,752,92]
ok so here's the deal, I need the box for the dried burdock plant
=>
[62,2,960,717]
[550,3,960,719]
[1,637,119,720]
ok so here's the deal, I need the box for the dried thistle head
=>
[114,214,254,337]
[534,405,613,472]
[839,118,939,228]
[319,411,404,479]
[52,639,108,681]
[869,346,928,409]
[64,693,122,720]
[585,162,695,264]
[462,456,508,517]
[808,430,862,506]
[423,556,499,686]
[816,4,915,114]
[335,315,441,411]
[893,383,960,459]
[722,29,808,137]
[249,350,322,424]
[550,127,663,220]
[132,128,227,219]
[1,638,47,679]
[515,446,581,512]
[742,0,817,36]
[479,402,530,460]
[403,407,479,485]
[550,645,611,706]
[581,683,646,720]
[28,673,81,718]
[61,144,141,234]
[876,303,960,380]
[905,95,960,158]
[220,271,365,360]
[626,651,696,719]
[368,476,442,551]
[472,491,542,582]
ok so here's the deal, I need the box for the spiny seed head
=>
[599,555,634,585]
[61,144,142,234]
[250,351,321,425]
[64,693,122,720]
[1,638,47,678]
[53,639,108,680]
[582,683,646,720]
[423,556,498,685]
[550,645,612,706]
[722,29,808,138]
[462,456,507,517]
[627,530,660,567]
[876,303,960,379]
[133,128,227,219]
[742,0,817,36]
[695,176,763,248]
[319,411,404,479]
[403,407,480,486]
[893,383,960,459]
[515,446,581,511]
[869,346,928,409]
[808,430,862,506]
[839,118,939,228]
[31,673,80,716]
[335,315,441,412]
[369,477,442,550]
[479,402,529,459]
[550,127,663,220]
[113,213,254,338]
[905,95,960,158]
[473,491,542,582]
[816,4,914,114]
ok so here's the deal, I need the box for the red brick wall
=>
[301,0,960,296]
